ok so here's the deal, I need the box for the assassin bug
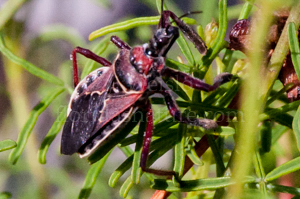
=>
[61,2,232,176]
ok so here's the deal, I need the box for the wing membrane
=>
[61,67,142,156]
[61,67,113,155]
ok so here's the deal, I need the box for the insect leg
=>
[72,47,111,87]
[162,67,232,92]
[156,84,218,129]
[159,10,207,55]
[140,100,176,176]
[110,36,131,50]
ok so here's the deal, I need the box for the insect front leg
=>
[110,36,131,50]
[162,67,232,92]
[140,100,176,176]
[156,84,218,129]
[72,47,111,87]
[159,10,207,55]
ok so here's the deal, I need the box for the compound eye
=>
[145,48,152,56]
[145,47,158,57]
[166,26,175,35]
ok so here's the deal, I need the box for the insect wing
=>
[78,93,142,157]
[61,67,114,155]
[87,108,142,164]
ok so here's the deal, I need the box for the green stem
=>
[227,1,300,198]
[226,1,292,198]
[3,35,49,199]
[238,0,254,20]
[264,2,300,96]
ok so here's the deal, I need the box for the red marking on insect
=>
[130,46,153,74]
[61,0,232,177]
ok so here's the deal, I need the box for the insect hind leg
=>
[140,100,177,177]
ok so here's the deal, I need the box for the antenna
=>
[160,0,165,27]
[178,11,203,19]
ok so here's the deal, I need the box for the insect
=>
[61,1,232,176]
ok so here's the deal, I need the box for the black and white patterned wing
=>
[61,67,114,155]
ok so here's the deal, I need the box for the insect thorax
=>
[113,46,164,93]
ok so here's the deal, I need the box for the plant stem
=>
[264,2,300,97]
[226,0,300,198]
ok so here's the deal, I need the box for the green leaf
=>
[186,145,203,166]
[293,106,300,150]
[155,0,162,12]
[109,132,177,187]
[222,48,234,72]
[266,84,294,106]
[0,139,17,152]
[119,177,134,198]
[0,34,64,86]
[146,133,177,167]
[260,120,272,153]
[173,124,186,178]
[288,22,300,80]
[176,33,195,66]
[0,191,12,199]
[109,156,133,188]
[268,113,293,129]
[89,16,159,40]
[238,0,254,20]
[9,87,65,164]
[119,145,134,157]
[213,76,240,107]
[38,106,67,164]
[272,125,289,145]
[151,98,238,116]
[149,131,178,151]
[210,0,227,58]
[151,116,178,133]
[265,156,300,182]
[131,111,146,184]
[151,176,256,192]
[163,78,190,101]
[206,135,225,176]
[78,151,111,199]
[266,183,300,195]
[266,100,300,114]
[215,126,235,136]
[119,117,178,147]
[89,16,197,41]
[262,100,300,128]
[165,58,191,73]
[198,0,228,77]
